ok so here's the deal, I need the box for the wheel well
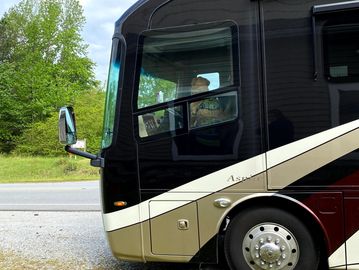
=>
[218,195,329,269]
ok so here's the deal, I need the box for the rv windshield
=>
[102,38,122,148]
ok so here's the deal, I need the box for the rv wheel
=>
[224,207,320,270]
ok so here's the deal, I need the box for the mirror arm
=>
[64,145,104,168]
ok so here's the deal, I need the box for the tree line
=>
[0,0,104,155]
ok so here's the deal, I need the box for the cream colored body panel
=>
[328,244,346,269]
[346,230,359,266]
[328,229,359,268]
[141,220,194,263]
[149,201,199,256]
[197,173,267,248]
[268,128,359,189]
[107,223,143,262]
[266,119,359,169]
[330,264,359,269]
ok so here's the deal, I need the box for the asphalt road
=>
[0,181,101,211]
[0,181,222,270]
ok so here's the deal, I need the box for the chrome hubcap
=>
[242,223,299,270]
[260,243,281,262]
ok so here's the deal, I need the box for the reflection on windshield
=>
[102,39,122,149]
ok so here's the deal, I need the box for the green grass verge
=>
[0,156,99,183]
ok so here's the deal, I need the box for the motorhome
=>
[59,0,359,269]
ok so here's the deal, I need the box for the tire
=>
[224,207,320,270]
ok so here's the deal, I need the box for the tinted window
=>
[138,106,184,138]
[137,23,237,109]
[324,23,359,82]
[190,91,238,129]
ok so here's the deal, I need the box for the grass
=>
[0,155,99,183]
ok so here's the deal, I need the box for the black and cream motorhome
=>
[59,0,359,269]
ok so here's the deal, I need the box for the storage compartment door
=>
[149,201,199,256]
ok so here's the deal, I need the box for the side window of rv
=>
[138,106,184,138]
[136,22,238,138]
[136,23,236,109]
[189,91,238,129]
[323,23,359,82]
[312,4,359,128]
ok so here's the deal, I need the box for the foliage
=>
[74,89,105,153]
[14,89,105,156]
[138,74,177,108]
[0,62,23,153]
[0,0,97,153]
[14,113,63,156]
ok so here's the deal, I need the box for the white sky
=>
[0,0,138,83]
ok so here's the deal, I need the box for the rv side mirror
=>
[58,106,103,167]
[58,106,77,145]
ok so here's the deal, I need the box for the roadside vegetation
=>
[0,0,104,183]
[0,156,99,183]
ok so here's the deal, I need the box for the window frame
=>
[133,21,241,141]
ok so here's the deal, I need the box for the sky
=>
[0,0,138,83]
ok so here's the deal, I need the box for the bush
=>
[14,89,105,156]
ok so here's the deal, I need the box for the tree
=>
[0,62,25,153]
[0,0,97,153]
[138,75,177,108]
[14,89,105,156]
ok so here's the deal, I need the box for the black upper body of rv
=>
[100,0,359,214]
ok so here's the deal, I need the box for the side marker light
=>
[114,201,127,207]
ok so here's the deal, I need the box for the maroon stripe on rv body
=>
[297,169,359,256]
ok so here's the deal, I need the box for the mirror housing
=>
[58,106,104,168]
[58,107,77,145]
